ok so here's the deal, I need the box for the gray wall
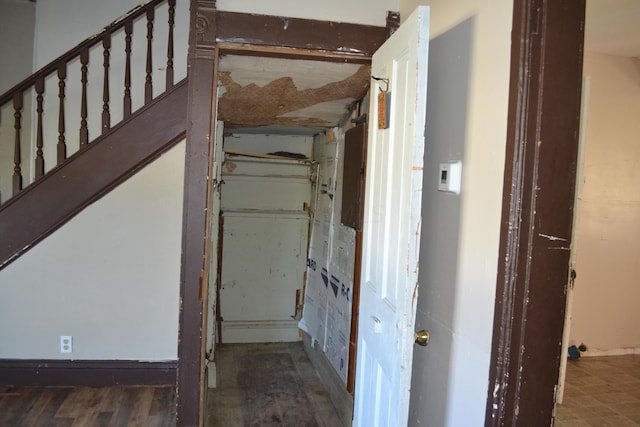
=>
[0,0,35,93]
[404,0,514,425]
[409,17,471,426]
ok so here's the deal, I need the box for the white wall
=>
[0,141,185,360]
[216,0,398,27]
[0,1,187,362]
[0,0,35,93]
[569,53,640,355]
[0,0,36,202]
[402,1,513,426]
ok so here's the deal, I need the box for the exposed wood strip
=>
[124,19,133,119]
[102,34,111,133]
[34,77,45,178]
[217,42,373,64]
[166,0,176,90]
[12,92,23,197]
[146,7,155,104]
[224,147,305,161]
[57,63,67,164]
[348,230,363,394]
[79,48,89,148]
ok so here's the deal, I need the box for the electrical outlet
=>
[60,335,73,353]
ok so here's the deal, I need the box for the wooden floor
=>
[206,342,344,427]
[0,385,176,426]
[0,343,342,426]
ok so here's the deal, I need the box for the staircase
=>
[0,0,187,268]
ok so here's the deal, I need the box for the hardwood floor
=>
[206,342,344,427]
[1,343,342,426]
[0,385,176,426]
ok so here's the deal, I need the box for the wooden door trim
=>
[178,2,393,425]
[486,1,585,425]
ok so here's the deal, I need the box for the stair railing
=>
[0,0,186,205]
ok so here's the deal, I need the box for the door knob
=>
[414,329,430,347]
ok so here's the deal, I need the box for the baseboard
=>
[581,347,640,357]
[0,359,177,387]
[221,320,303,343]
[302,332,353,427]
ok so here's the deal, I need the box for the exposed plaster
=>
[218,64,370,128]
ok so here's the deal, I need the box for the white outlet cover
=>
[60,335,73,353]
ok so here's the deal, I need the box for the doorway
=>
[216,132,313,344]
[202,50,374,427]
[555,24,640,423]
[177,8,392,425]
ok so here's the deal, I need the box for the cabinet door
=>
[341,122,367,230]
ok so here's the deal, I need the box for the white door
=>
[556,77,590,404]
[353,7,429,427]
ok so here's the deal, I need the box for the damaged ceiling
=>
[218,54,371,134]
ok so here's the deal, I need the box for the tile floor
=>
[555,355,640,426]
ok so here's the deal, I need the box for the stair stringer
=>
[0,79,188,269]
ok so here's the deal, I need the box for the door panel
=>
[354,7,430,427]
[219,155,311,343]
[220,211,309,342]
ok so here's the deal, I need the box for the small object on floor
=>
[578,343,587,352]
[568,344,581,360]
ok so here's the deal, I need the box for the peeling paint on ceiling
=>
[218,55,371,130]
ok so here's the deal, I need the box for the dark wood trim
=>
[486,1,585,425]
[347,230,363,394]
[216,43,373,64]
[213,11,387,60]
[0,360,177,387]
[177,2,218,425]
[0,80,188,270]
[385,11,401,38]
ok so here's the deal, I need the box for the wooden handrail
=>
[0,0,181,204]
[0,0,166,106]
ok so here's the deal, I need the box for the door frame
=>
[176,3,395,425]
[485,1,586,425]
[177,1,587,425]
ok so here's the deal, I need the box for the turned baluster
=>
[57,64,67,164]
[166,0,175,90]
[12,92,23,196]
[124,19,133,119]
[102,33,111,133]
[35,76,45,178]
[79,48,89,148]
[145,8,155,104]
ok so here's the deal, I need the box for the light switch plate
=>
[438,161,462,194]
